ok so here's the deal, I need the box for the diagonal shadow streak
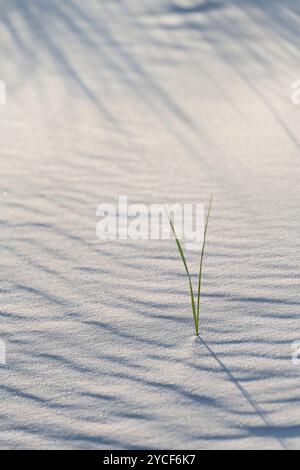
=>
[199,337,289,450]
[13,0,116,123]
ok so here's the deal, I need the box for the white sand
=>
[0,0,299,449]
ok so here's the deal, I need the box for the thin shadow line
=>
[199,337,289,450]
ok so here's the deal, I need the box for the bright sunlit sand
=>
[0,0,299,451]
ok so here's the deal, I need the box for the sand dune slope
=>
[0,0,299,449]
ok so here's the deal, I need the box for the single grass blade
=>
[166,212,197,333]
[196,197,213,334]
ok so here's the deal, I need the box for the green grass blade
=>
[196,197,213,334]
[167,213,197,333]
